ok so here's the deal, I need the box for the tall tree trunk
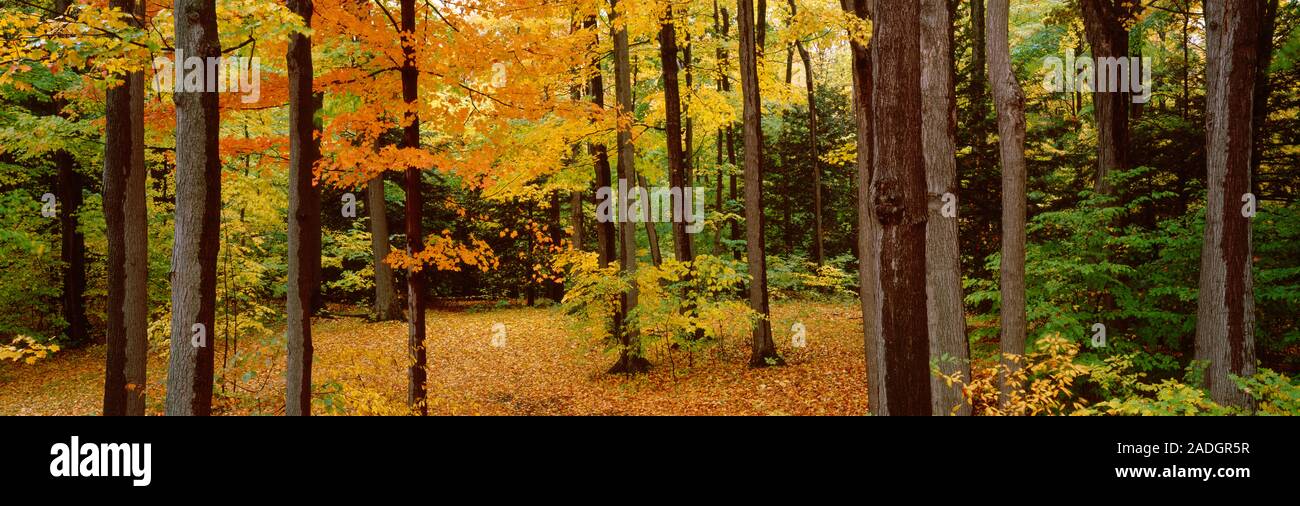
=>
[1250,0,1280,198]
[398,0,428,415]
[610,0,649,374]
[870,0,930,416]
[790,0,823,265]
[738,0,782,367]
[285,0,316,416]
[921,0,969,416]
[101,0,134,417]
[986,0,1027,405]
[166,0,221,416]
[56,151,87,348]
[125,0,149,415]
[1196,0,1261,408]
[842,0,885,413]
[660,7,692,264]
[307,93,324,315]
[1080,0,1130,195]
[368,174,402,320]
[585,15,616,273]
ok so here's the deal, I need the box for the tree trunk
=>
[1080,0,1130,195]
[790,0,823,266]
[869,0,930,416]
[398,0,428,415]
[921,0,969,416]
[585,16,616,273]
[101,0,134,417]
[738,0,782,368]
[285,0,316,416]
[368,175,402,320]
[1250,0,1280,197]
[570,188,584,251]
[660,8,692,265]
[610,0,649,374]
[986,0,1027,405]
[165,0,221,416]
[125,0,149,415]
[1196,0,1261,408]
[842,0,885,413]
[56,151,87,349]
[307,93,324,315]
[547,191,565,301]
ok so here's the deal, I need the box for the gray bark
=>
[986,0,1027,405]
[738,0,782,367]
[165,0,221,416]
[921,0,970,416]
[368,175,402,320]
[1196,0,1261,408]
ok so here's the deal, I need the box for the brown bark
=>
[368,175,402,320]
[102,0,134,416]
[661,6,692,264]
[165,0,221,416]
[1196,0,1261,408]
[610,0,649,374]
[921,0,969,416]
[738,0,782,368]
[871,0,930,416]
[399,0,428,414]
[987,0,1027,405]
[285,0,316,416]
[125,0,149,415]
[842,0,885,413]
[1080,0,1131,195]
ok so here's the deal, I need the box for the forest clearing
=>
[1,301,873,416]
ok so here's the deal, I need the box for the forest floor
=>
[0,300,870,415]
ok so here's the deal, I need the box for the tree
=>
[661,2,692,265]
[788,0,823,266]
[398,0,429,415]
[124,0,148,417]
[165,0,222,416]
[1079,0,1139,195]
[921,0,969,416]
[102,0,134,416]
[870,0,929,415]
[841,0,885,412]
[285,0,317,416]
[986,0,1027,404]
[368,172,402,321]
[609,0,649,374]
[737,0,782,367]
[1196,0,1262,408]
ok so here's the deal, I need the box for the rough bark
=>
[398,0,428,415]
[165,0,221,416]
[610,0,650,374]
[842,0,885,414]
[368,175,402,320]
[56,152,87,348]
[124,3,149,415]
[1196,0,1261,408]
[1080,0,1130,195]
[285,0,316,416]
[986,0,1027,405]
[738,0,782,368]
[101,0,134,417]
[871,0,930,416]
[921,0,970,416]
[661,6,693,265]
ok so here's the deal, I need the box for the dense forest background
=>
[1,0,1297,415]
